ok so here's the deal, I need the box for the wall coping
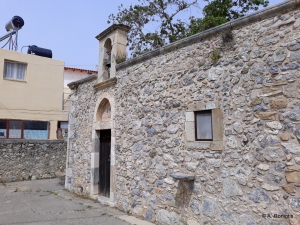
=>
[0,139,65,144]
[116,0,300,71]
[93,77,117,91]
[67,75,97,89]
[95,24,131,41]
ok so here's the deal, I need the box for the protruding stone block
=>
[170,173,195,181]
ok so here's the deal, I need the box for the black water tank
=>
[5,16,24,31]
[27,45,52,58]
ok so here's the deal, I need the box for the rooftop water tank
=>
[27,45,52,58]
[5,16,24,31]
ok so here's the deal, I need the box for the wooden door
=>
[99,129,111,197]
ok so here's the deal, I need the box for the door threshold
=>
[98,195,115,207]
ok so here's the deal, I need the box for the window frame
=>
[185,102,223,151]
[0,119,49,139]
[194,110,213,141]
[57,121,68,139]
[3,60,27,82]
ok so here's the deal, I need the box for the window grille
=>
[24,121,49,139]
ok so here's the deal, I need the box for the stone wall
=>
[0,140,66,182]
[66,2,300,224]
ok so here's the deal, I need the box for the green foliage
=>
[108,0,198,57]
[211,48,221,62]
[203,0,269,20]
[185,16,227,37]
[108,0,269,56]
[114,52,127,64]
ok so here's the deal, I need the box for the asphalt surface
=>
[0,178,131,225]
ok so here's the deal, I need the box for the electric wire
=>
[1,36,11,49]
[21,45,29,52]
[0,60,98,68]
[0,101,16,118]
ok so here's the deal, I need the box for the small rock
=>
[270,97,288,110]
[221,212,236,225]
[283,110,300,121]
[187,219,199,225]
[269,65,278,74]
[226,136,238,149]
[266,121,282,130]
[285,172,300,183]
[233,122,243,134]
[288,42,300,51]
[167,124,178,134]
[281,142,300,154]
[262,183,280,191]
[258,164,270,171]
[164,177,175,185]
[223,178,243,197]
[146,128,156,137]
[291,50,300,62]
[190,200,201,215]
[279,133,289,141]
[251,96,262,106]
[281,184,296,194]
[287,165,300,171]
[295,157,300,164]
[258,112,277,120]
[273,48,287,62]
[238,214,256,225]
[249,188,271,204]
[202,199,217,217]
[146,210,154,220]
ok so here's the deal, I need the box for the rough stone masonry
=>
[66,1,300,224]
[0,140,66,182]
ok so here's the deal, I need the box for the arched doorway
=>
[91,94,116,205]
[96,98,111,197]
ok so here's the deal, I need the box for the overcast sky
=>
[1,0,283,70]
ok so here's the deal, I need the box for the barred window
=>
[4,61,27,81]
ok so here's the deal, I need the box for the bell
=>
[106,54,111,68]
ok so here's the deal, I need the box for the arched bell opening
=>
[103,38,112,80]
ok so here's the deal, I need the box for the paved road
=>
[0,179,151,225]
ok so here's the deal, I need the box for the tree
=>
[108,0,269,57]
[108,0,199,57]
[183,0,269,36]
[203,0,269,20]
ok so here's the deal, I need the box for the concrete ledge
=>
[118,215,155,225]
[116,0,300,71]
[170,173,195,181]
[186,141,223,151]
[67,75,97,89]
[93,77,117,91]
[187,102,219,111]
[0,139,65,144]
